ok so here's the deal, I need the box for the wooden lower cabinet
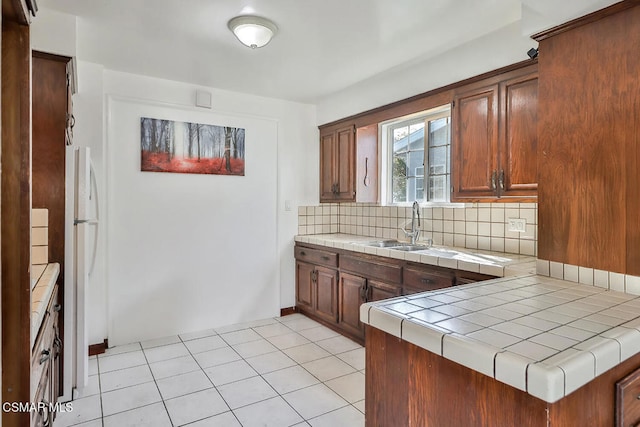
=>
[31,285,61,427]
[296,261,315,311]
[296,259,338,324]
[366,326,640,427]
[295,243,496,344]
[314,266,338,323]
[338,273,367,338]
[368,280,401,302]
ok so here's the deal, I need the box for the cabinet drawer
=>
[31,312,54,399]
[456,271,496,285]
[295,246,338,267]
[616,367,640,427]
[340,255,402,283]
[403,265,455,294]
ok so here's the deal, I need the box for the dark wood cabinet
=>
[295,243,495,344]
[534,2,640,275]
[319,124,378,203]
[31,285,61,427]
[315,266,339,323]
[320,125,355,201]
[452,65,538,202]
[368,280,402,302]
[403,264,456,294]
[366,326,640,427]
[294,246,339,323]
[338,272,367,337]
[499,72,538,198]
[296,261,315,311]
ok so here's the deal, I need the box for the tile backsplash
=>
[297,203,537,257]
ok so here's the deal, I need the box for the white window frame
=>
[380,104,453,206]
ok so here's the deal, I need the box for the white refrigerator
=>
[63,146,99,401]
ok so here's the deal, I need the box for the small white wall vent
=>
[196,90,212,109]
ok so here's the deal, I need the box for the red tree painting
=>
[140,117,245,175]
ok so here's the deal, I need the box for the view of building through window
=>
[385,105,451,204]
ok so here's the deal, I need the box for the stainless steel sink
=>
[390,244,430,251]
[363,240,403,248]
[362,240,431,251]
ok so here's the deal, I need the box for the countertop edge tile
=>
[494,352,533,392]
[401,318,448,356]
[442,334,499,378]
[526,363,565,403]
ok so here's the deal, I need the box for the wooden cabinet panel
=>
[452,85,499,199]
[339,272,366,338]
[452,65,538,202]
[296,261,315,311]
[319,124,377,203]
[320,132,336,200]
[535,5,639,272]
[315,266,338,323]
[403,265,455,294]
[294,246,338,268]
[368,280,401,302]
[500,73,538,197]
[340,255,402,284]
[356,125,378,203]
[335,126,355,200]
[616,367,640,427]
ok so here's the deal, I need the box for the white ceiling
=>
[38,0,620,104]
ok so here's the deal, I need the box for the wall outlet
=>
[507,218,527,232]
[284,200,292,211]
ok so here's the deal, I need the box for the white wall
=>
[31,8,77,57]
[315,22,536,125]
[73,70,317,345]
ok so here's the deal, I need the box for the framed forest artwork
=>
[140,117,245,175]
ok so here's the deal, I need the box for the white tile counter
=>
[295,233,536,277]
[360,274,640,403]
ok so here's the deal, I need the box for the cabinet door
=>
[320,131,336,201]
[368,280,401,302]
[356,125,378,203]
[296,261,315,311]
[452,85,499,201]
[499,73,538,198]
[338,272,366,338]
[335,126,356,201]
[315,266,339,323]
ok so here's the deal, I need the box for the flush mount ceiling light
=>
[228,15,278,49]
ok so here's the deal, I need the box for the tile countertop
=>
[360,274,640,403]
[294,233,536,277]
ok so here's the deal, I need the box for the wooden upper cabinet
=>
[319,124,378,203]
[500,72,538,197]
[320,131,337,200]
[452,85,499,200]
[335,126,356,200]
[452,65,538,202]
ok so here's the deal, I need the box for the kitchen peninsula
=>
[361,273,640,426]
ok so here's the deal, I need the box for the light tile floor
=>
[54,314,365,427]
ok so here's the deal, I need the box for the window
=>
[382,105,451,204]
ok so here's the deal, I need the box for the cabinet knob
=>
[299,251,306,256]
[321,256,330,261]
[53,304,62,312]
[421,278,434,285]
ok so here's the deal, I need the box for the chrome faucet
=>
[402,201,421,244]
